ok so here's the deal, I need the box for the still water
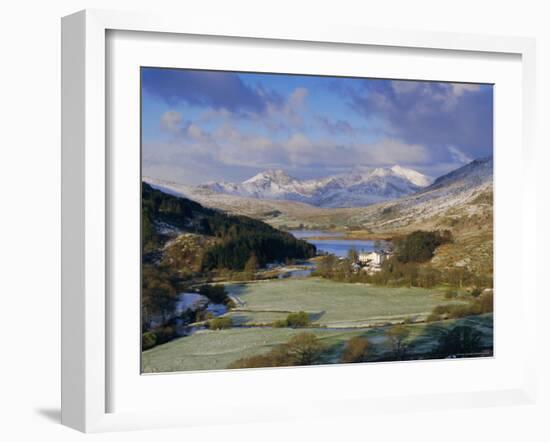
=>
[289,230,375,258]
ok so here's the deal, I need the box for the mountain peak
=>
[347,164,432,187]
[389,165,432,187]
[243,169,295,185]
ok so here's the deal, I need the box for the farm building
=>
[358,251,388,266]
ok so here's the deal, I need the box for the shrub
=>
[272,312,310,328]
[155,325,176,344]
[444,289,458,299]
[426,313,441,323]
[430,304,467,321]
[385,325,411,360]
[470,287,482,297]
[477,291,493,313]
[142,331,157,350]
[341,336,370,363]
[278,333,325,365]
[228,333,324,368]
[286,311,310,327]
[428,292,493,322]
[451,304,481,318]
[393,230,452,264]
[199,284,229,304]
[196,310,215,322]
[208,317,233,330]
[431,326,483,358]
[432,305,449,316]
[227,353,280,369]
[226,299,237,309]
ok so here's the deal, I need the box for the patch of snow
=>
[390,165,433,187]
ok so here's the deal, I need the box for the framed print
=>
[139,67,494,375]
[61,9,537,432]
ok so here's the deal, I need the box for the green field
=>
[224,278,465,327]
[142,277,491,373]
[142,314,493,373]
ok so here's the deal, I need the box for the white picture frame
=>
[61,9,537,433]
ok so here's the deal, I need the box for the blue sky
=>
[141,67,493,184]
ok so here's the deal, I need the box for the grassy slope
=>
[142,327,342,373]
[142,314,493,373]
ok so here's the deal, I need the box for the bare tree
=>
[386,325,411,360]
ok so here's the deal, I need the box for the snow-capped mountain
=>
[198,166,432,208]
[351,156,494,230]
[143,157,492,234]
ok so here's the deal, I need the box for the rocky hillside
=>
[337,157,494,274]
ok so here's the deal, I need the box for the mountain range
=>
[197,165,433,208]
[144,155,493,265]
[144,155,493,274]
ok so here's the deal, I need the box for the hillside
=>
[144,176,331,229]
[347,156,493,233]
[321,157,494,274]
[142,182,316,271]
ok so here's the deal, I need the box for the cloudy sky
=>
[141,67,493,184]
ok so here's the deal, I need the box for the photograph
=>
[140,67,494,373]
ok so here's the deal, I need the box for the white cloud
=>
[259,87,309,131]
[390,80,482,111]
[391,80,420,95]
[152,87,438,183]
[286,133,313,151]
[447,145,473,164]
[194,87,310,133]
[187,123,206,141]
[451,83,481,97]
[160,110,183,132]
[440,84,481,110]
[360,139,429,165]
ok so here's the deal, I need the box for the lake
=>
[290,229,375,257]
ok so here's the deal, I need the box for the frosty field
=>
[142,277,488,373]
[142,314,493,373]
[224,278,466,327]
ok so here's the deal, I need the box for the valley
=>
[141,157,494,372]
[145,157,493,274]
[139,68,495,374]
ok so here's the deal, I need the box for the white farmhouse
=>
[358,251,388,266]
